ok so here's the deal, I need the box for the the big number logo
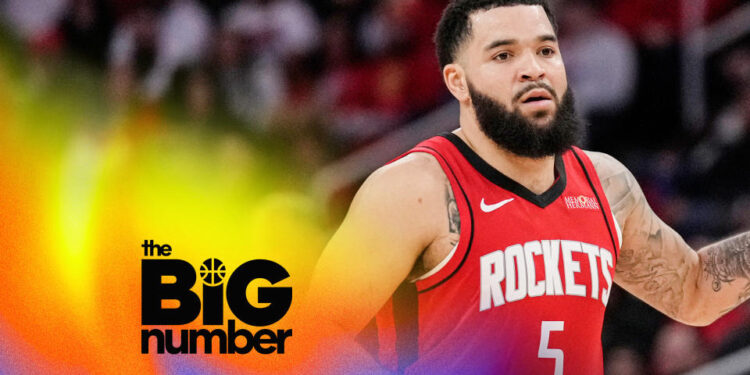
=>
[142,258,292,326]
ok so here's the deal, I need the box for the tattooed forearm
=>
[445,183,460,237]
[699,232,750,316]
[701,233,750,291]
[696,233,750,317]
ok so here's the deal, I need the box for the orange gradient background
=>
[0,37,339,374]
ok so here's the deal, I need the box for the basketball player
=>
[304,1,750,374]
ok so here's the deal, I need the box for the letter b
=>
[142,259,201,325]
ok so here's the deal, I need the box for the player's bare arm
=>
[588,151,750,326]
[302,152,457,369]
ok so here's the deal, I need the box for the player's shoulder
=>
[367,152,446,194]
[581,150,631,180]
[581,150,642,209]
[350,152,447,217]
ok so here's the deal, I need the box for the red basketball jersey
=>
[360,133,620,375]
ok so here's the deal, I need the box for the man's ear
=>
[443,63,470,103]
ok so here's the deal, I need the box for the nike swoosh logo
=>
[480,198,515,213]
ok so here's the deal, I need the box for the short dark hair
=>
[435,0,557,69]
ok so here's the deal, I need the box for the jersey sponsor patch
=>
[563,195,600,210]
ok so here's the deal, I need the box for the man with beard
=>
[305,1,750,374]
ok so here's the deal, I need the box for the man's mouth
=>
[516,88,556,115]
[519,89,554,104]
[523,97,549,102]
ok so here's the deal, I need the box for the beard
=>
[468,81,582,158]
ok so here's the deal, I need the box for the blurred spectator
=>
[215,24,284,128]
[687,46,750,203]
[605,346,647,375]
[107,6,159,104]
[700,88,750,197]
[558,0,637,150]
[106,0,214,123]
[651,323,710,375]
[60,0,114,64]
[2,0,69,84]
[318,0,446,150]
[691,86,750,179]
[358,0,447,114]
[317,11,407,146]
[183,68,216,122]
[730,196,750,232]
[606,0,740,46]
[602,287,664,365]
[699,303,750,355]
[2,0,69,48]
[603,0,681,149]
[602,0,742,149]
[689,47,750,170]
[217,0,320,129]
[143,0,212,101]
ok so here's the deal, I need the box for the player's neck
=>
[454,126,557,195]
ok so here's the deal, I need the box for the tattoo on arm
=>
[593,152,691,318]
[702,233,750,291]
[701,233,750,313]
[445,182,460,245]
[592,151,750,321]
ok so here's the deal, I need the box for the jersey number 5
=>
[538,321,564,375]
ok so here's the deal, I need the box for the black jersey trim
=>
[355,317,379,361]
[393,282,419,373]
[416,145,475,294]
[571,148,619,259]
[440,132,567,209]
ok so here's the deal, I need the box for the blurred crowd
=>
[2,0,750,374]
[2,0,450,165]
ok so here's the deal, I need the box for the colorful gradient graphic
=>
[0,36,332,374]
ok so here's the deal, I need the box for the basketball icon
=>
[200,258,226,286]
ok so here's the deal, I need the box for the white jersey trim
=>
[613,215,623,249]
[411,242,459,283]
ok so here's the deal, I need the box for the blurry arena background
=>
[0,0,748,374]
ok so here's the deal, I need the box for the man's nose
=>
[519,53,546,81]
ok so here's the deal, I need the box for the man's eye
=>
[495,52,511,60]
[540,47,556,56]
